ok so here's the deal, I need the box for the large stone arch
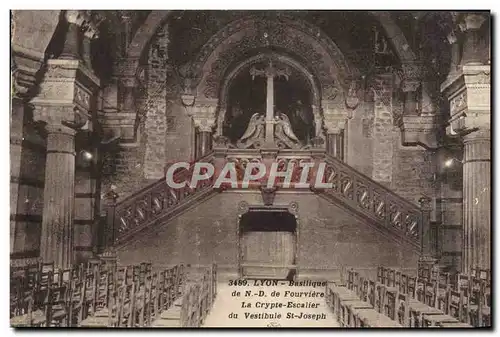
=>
[216,52,323,137]
[11,10,62,97]
[125,11,419,80]
[126,10,172,60]
[370,11,417,62]
[191,15,356,101]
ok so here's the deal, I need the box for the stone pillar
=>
[419,196,436,257]
[60,11,84,59]
[196,128,213,159]
[190,100,217,159]
[30,58,99,268]
[460,13,488,65]
[442,55,490,273]
[322,99,349,161]
[82,23,98,69]
[39,124,77,267]
[10,97,25,253]
[462,129,490,271]
[446,31,461,79]
[326,131,344,160]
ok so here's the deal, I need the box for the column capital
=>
[322,99,349,134]
[459,12,488,31]
[65,10,101,39]
[33,105,89,131]
[323,118,347,134]
[193,117,216,132]
[30,58,100,129]
[441,64,490,137]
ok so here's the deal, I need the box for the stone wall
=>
[115,191,420,274]
[391,138,435,205]
[346,100,373,177]
[143,25,169,179]
[346,75,434,206]
[10,100,46,258]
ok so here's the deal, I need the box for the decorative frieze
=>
[30,59,100,123]
[442,64,490,137]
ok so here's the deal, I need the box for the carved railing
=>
[320,153,423,250]
[105,147,426,251]
[107,153,216,246]
[216,148,425,250]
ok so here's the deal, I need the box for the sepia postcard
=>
[9,9,491,328]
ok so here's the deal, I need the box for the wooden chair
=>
[134,272,151,327]
[79,283,133,327]
[467,279,491,327]
[10,289,46,327]
[394,270,402,291]
[45,284,70,327]
[148,272,161,324]
[351,284,402,328]
[435,272,451,311]
[446,287,466,323]
[400,273,409,294]
[67,277,88,326]
[343,276,373,327]
[395,291,411,327]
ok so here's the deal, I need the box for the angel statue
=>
[274,112,301,149]
[236,112,266,149]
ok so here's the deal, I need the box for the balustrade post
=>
[103,188,119,248]
[418,196,438,271]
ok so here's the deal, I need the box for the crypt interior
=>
[10,10,491,327]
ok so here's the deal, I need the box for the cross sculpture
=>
[249,59,291,146]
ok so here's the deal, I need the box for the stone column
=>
[10,97,25,253]
[31,58,100,268]
[441,57,490,273]
[60,10,84,59]
[460,13,488,65]
[190,100,217,159]
[196,128,213,159]
[418,196,438,270]
[39,124,77,267]
[462,129,490,272]
[326,131,344,160]
[322,99,349,161]
[82,23,98,69]
[446,31,461,79]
